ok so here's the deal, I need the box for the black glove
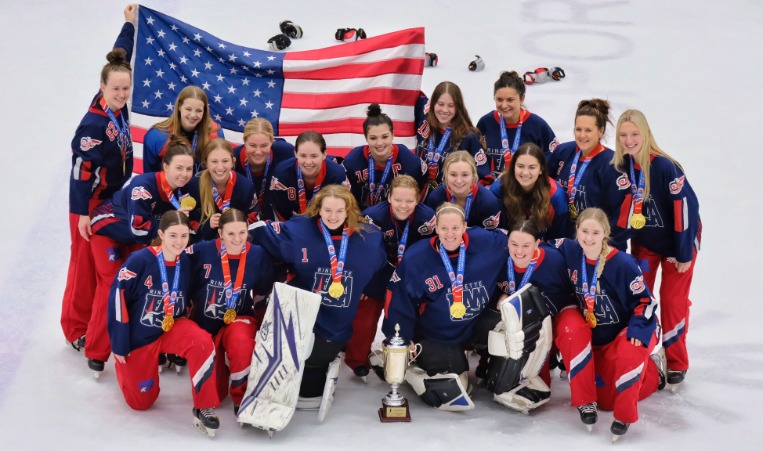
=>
[267,33,291,51]
[279,20,303,39]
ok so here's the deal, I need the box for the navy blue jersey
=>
[425,184,502,230]
[383,228,509,344]
[268,158,350,221]
[250,216,387,342]
[415,128,491,186]
[621,155,701,263]
[476,110,559,179]
[186,239,274,336]
[69,22,135,216]
[186,171,258,241]
[342,144,428,210]
[554,239,657,347]
[494,244,576,316]
[233,139,294,221]
[142,122,224,174]
[361,202,437,299]
[489,176,568,240]
[547,142,630,248]
[108,246,192,356]
[91,172,198,245]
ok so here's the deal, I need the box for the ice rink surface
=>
[0,1,761,449]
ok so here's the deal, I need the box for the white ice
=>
[1,0,761,449]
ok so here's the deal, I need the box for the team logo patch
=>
[390,270,401,283]
[549,139,560,153]
[79,136,102,152]
[418,216,436,235]
[418,121,430,139]
[131,186,153,201]
[482,212,501,229]
[270,221,281,234]
[554,238,565,248]
[474,150,488,166]
[669,175,685,195]
[630,275,646,295]
[616,173,631,190]
[269,177,289,191]
[117,267,137,281]
[384,229,394,238]
[138,378,154,393]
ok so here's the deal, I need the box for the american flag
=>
[130,6,425,171]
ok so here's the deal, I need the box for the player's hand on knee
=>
[78,215,92,241]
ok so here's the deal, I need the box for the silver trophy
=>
[378,324,411,422]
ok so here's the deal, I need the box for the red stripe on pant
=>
[85,235,141,361]
[344,295,384,369]
[553,307,597,407]
[60,204,99,342]
[212,315,258,405]
[632,243,696,372]
[115,318,219,410]
[593,329,660,424]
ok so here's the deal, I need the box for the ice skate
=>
[353,365,369,383]
[668,370,686,391]
[67,335,86,352]
[88,359,104,379]
[610,419,629,442]
[192,408,220,438]
[577,402,597,432]
[651,350,667,391]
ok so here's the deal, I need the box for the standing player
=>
[554,208,663,440]
[613,109,701,387]
[86,136,196,376]
[62,4,136,352]
[425,152,502,230]
[344,175,436,378]
[342,104,427,209]
[233,118,294,220]
[382,203,508,410]
[476,71,558,179]
[416,81,491,190]
[490,143,568,239]
[269,131,350,221]
[547,99,630,248]
[187,208,273,414]
[187,139,258,241]
[108,211,221,437]
[250,185,387,406]
[142,85,224,174]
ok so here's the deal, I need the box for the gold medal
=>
[569,204,578,219]
[224,309,237,324]
[450,302,466,319]
[585,311,597,328]
[162,315,175,332]
[328,282,345,299]
[630,213,646,229]
[180,196,197,209]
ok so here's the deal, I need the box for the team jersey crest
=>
[630,275,646,294]
[80,136,102,151]
[131,186,153,201]
[616,173,631,190]
[269,177,289,191]
[418,216,436,235]
[117,267,137,281]
[669,175,685,195]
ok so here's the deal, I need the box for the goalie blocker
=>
[486,283,553,413]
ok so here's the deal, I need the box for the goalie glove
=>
[267,34,291,51]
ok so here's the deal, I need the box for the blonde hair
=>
[612,109,685,200]
[441,151,478,186]
[304,185,369,235]
[199,139,236,226]
[152,86,217,162]
[576,207,610,274]
[389,174,421,199]
[243,118,275,142]
[435,202,466,222]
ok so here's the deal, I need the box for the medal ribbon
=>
[438,240,466,310]
[296,165,321,214]
[580,253,602,321]
[104,106,130,175]
[211,172,234,212]
[319,220,349,287]
[368,154,393,206]
[629,156,645,218]
[392,212,410,265]
[499,114,523,171]
[246,152,272,211]
[506,249,538,295]
[566,149,593,212]
[190,131,201,174]
[426,128,452,184]
[449,187,474,220]
[220,241,248,311]
[160,173,184,210]
[156,247,181,321]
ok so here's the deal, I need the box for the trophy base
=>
[378,399,411,423]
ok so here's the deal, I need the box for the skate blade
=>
[612,434,621,443]
[158,366,163,374]
[175,367,183,375]
[92,371,101,380]
[359,376,368,384]
[192,418,217,438]
[587,425,593,433]
[267,430,274,438]
[670,384,680,393]
[559,370,567,379]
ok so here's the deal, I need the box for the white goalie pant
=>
[487,283,553,413]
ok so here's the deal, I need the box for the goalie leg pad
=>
[405,365,474,411]
[498,284,552,377]
[493,376,551,413]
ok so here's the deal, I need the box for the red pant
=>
[60,211,97,342]
[212,315,258,405]
[115,318,219,410]
[344,295,383,369]
[632,243,697,372]
[553,307,597,407]
[85,235,141,361]
[593,329,660,423]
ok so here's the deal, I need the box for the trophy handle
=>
[409,343,423,363]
